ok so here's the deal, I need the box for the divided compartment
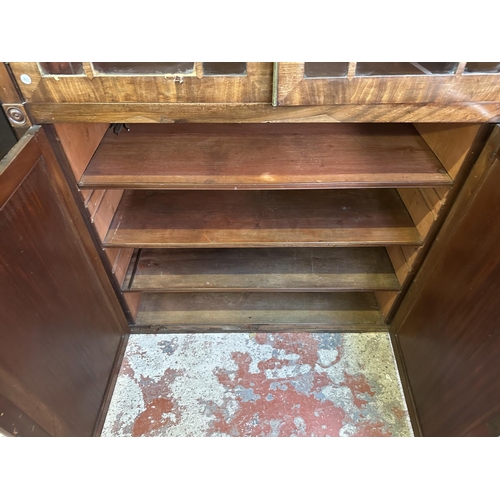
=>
[55,121,482,330]
[123,248,401,293]
[80,123,452,190]
[54,123,141,321]
[103,189,422,248]
[134,292,387,333]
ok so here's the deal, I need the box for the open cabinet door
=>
[0,126,129,437]
[391,125,500,436]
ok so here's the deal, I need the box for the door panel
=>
[9,62,272,104]
[277,62,500,106]
[0,127,128,436]
[391,125,500,436]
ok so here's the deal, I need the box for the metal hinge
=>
[112,123,131,135]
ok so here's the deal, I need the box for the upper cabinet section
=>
[8,62,272,104]
[277,62,500,106]
[5,62,500,123]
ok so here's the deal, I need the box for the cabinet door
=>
[277,62,500,106]
[391,125,500,436]
[8,62,272,105]
[0,127,129,437]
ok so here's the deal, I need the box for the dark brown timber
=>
[126,248,400,292]
[105,189,421,248]
[0,127,128,437]
[135,292,386,332]
[392,126,500,436]
[80,124,451,190]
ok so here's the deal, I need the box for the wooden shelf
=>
[124,248,400,292]
[80,123,451,190]
[104,189,421,248]
[134,292,386,332]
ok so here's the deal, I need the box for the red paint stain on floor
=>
[255,332,320,367]
[353,421,392,437]
[343,372,375,409]
[132,367,184,436]
[392,407,407,419]
[133,397,175,437]
[213,351,346,436]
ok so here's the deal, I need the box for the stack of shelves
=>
[78,123,454,331]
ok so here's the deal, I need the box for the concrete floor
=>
[102,332,413,437]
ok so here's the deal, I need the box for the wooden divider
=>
[414,124,482,180]
[376,124,484,321]
[54,123,140,321]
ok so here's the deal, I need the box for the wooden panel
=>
[92,189,124,241]
[397,188,437,239]
[127,248,400,292]
[0,64,21,103]
[54,123,108,181]
[86,189,105,218]
[379,126,492,322]
[277,63,500,106]
[123,249,140,290]
[81,188,93,204]
[113,248,134,287]
[433,186,451,199]
[55,123,108,208]
[401,246,419,269]
[104,247,120,268]
[375,291,398,319]
[0,127,128,437]
[414,124,482,179]
[392,126,500,436]
[80,123,451,190]
[10,62,272,104]
[388,333,423,437]
[27,102,500,124]
[92,189,123,241]
[123,292,142,322]
[420,187,443,215]
[0,393,50,437]
[135,292,386,332]
[91,333,129,436]
[104,189,421,248]
[386,246,410,286]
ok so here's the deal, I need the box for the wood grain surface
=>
[27,102,500,124]
[126,247,400,292]
[392,126,500,436]
[135,292,386,332]
[80,123,451,189]
[277,63,500,106]
[9,62,272,104]
[0,127,128,436]
[105,189,421,248]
